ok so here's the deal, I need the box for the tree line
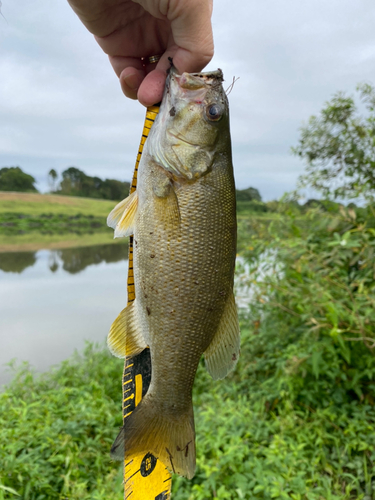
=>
[2,81,375,203]
[0,165,263,203]
[0,166,131,201]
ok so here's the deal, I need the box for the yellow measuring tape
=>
[123,105,172,500]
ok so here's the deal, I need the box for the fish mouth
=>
[173,69,224,91]
[185,69,224,82]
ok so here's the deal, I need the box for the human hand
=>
[67,0,214,106]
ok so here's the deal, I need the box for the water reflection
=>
[52,243,127,274]
[0,252,37,274]
[0,242,128,275]
[0,242,129,385]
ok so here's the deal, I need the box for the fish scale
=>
[123,105,172,500]
[136,150,236,411]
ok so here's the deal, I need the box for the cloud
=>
[1,0,375,198]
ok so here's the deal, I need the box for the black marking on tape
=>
[122,349,152,416]
[125,468,141,483]
[155,490,169,500]
[140,452,157,477]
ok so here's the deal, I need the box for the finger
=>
[135,0,214,105]
[109,56,146,99]
[109,55,145,78]
[168,0,214,73]
[120,67,146,100]
[137,48,178,106]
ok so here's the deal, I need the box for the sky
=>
[1,0,375,200]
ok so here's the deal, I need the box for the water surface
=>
[0,243,128,385]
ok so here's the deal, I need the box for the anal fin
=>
[204,293,240,380]
[107,299,147,358]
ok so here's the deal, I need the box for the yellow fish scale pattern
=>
[123,105,172,500]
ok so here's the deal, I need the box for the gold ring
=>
[148,55,161,64]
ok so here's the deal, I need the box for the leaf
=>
[0,485,20,496]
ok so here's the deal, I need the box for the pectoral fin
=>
[107,299,147,358]
[204,293,240,380]
[107,191,138,238]
[153,179,180,232]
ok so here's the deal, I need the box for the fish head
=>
[148,68,229,181]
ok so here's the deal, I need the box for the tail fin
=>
[111,395,196,479]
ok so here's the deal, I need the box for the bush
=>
[0,345,124,500]
[239,204,375,409]
[172,204,375,499]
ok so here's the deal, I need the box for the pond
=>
[0,242,129,385]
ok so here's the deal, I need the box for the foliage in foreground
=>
[1,206,375,499]
[0,346,124,500]
[175,205,375,499]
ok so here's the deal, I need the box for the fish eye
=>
[205,103,223,122]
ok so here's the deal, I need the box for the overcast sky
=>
[1,0,375,200]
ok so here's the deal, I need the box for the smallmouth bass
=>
[107,67,240,479]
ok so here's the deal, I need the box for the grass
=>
[0,192,117,217]
[0,231,124,252]
[0,192,120,243]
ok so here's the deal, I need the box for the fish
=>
[106,67,240,479]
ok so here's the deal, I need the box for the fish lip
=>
[188,69,224,81]
[172,67,224,82]
[171,69,224,92]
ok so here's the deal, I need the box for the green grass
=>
[0,231,125,252]
[0,192,117,217]
[0,192,119,242]
[0,213,108,236]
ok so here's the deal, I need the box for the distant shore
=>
[0,191,272,253]
[0,191,117,216]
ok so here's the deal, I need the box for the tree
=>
[0,167,38,192]
[58,166,130,200]
[236,187,262,202]
[59,167,88,196]
[293,83,375,200]
[48,169,58,192]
